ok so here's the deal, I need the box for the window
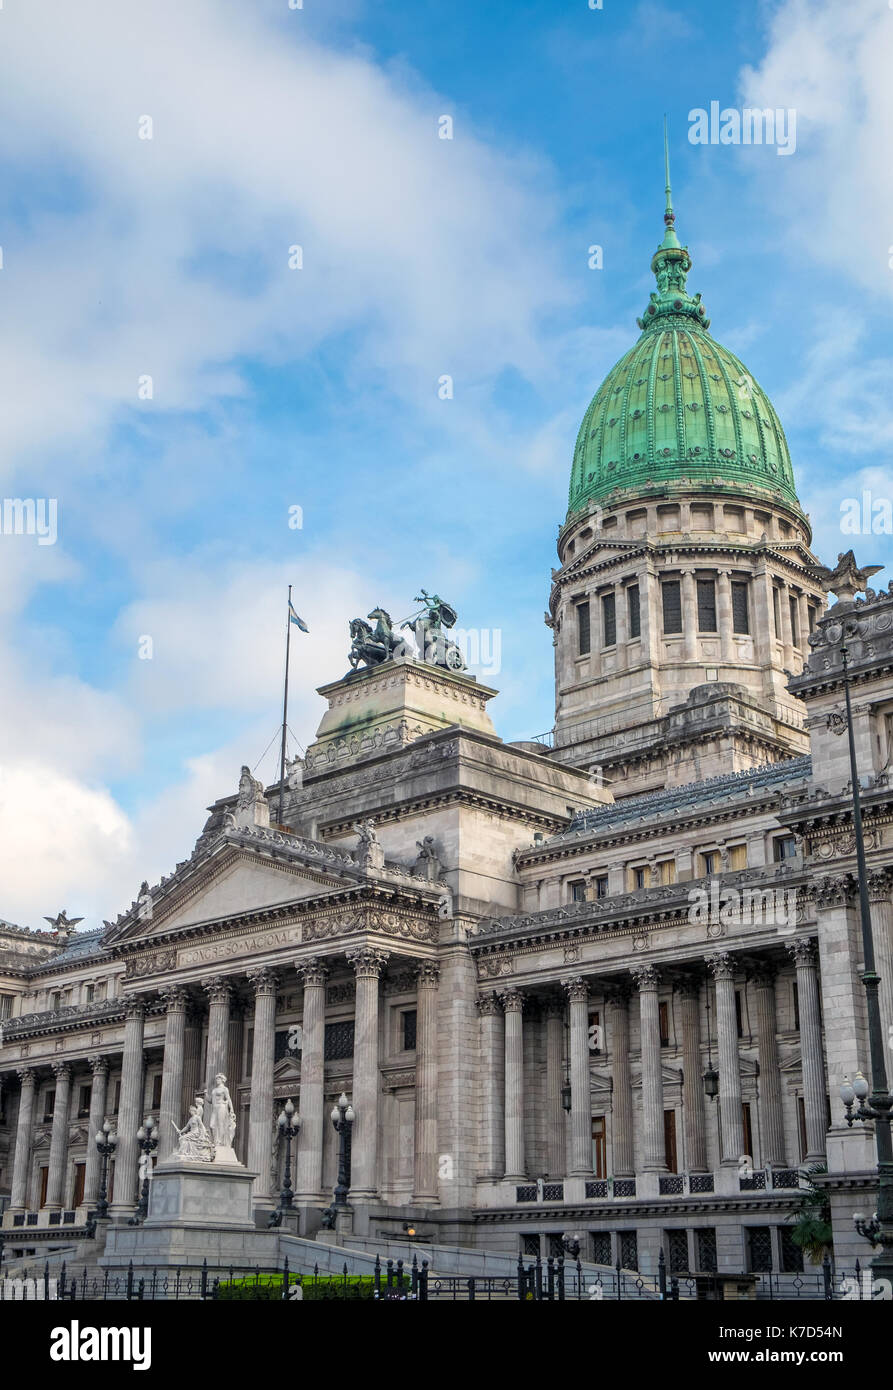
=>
[577,602,591,656]
[695,1228,718,1273]
[701,851,716,876]
[402,1010,417,1052]
[522,1235,540,1258]
[72,1163,86,1209]
[324,1020,355,1060]
[591,1231,612,1265]
[735,991,744,1038]
[43,1090,55,1123]
[772,587,781,637]
[807,605,817,634]
[570,880,587,903]
[793,983,800,1033]
[630,866,646,890]
[151,1073,163,1110]
[594,875,608,899]
[742,1102,754,1162]
[746,1226,773,1273]
[659,1001,671,1048]
[779,1226,804,1273]
[602,592,616,646]
[112,1081,121,1113]
[77,1085,92,1119]
[627,585,641,639]
[0,994,12,1021]
[663,1110,678,1173]
[618,1231,638,1271]
[729,844,747,870]
[774,835,797,862]
[85,984,95,1004]
[50,992,62,1012]
[662,581,682,635]
[731,581,750,634]
[666,1229,689,1273]
[696,578,717,632]
[592,1117,606,1177]
[789,596,800,647]
[659,859,677,885]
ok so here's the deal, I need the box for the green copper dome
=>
[568,134,799,518]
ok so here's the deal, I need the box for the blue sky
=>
[0,0,891,927]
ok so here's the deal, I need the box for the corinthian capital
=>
[706,952,736,982]
[246,966,279,997]
[630,964,659,991]
[563,975,589,1004]
[786,936,817,968]
[296,957,329,989]
[88,1056,110,1078]
[203,976,233,1006]
[51,1061,71,1081]
[867,868,893,904]
[16,1067,35,1087]
[346,947,390,979]
[499,988,525,1013]
[476,991,501,1017]
[159,984,189,1012]
[415,961,441,990]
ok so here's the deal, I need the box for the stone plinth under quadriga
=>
[143,1159,259,1231]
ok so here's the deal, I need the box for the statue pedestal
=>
[145,1159,257,1231]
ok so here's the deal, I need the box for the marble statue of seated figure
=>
[174,1102,215,1163]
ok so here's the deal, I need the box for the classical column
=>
[564,976,592,1176]
[294,958,328,1203]
[203,977,233,1103]
[797,590,810,654]
[412,961,440,1203]
[751,962,786,1166]
[606,985,634,1176]
[477,993,505,1179]
[717,569,734,663]
[246,966,278,1206]
[181,1007,203,1117]
[787,937,828,1161]
[10,1068,36,1212]
[226,999,245,1097]
[707,953,744,1165]
[544,994,566,1177]
[45,1062,73,1210]
[346,947,389,1200]
[111,998,146,1212]
[675,975,707,1173]
[631,966,666,1170]
[868,870,893,1051]
[681,570,698,661]
[157,986,188,1160]
[500,988,526,1181]
[779,582,794,669]
[82,1057,109,1206]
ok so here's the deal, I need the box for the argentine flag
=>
[289,600,309,633]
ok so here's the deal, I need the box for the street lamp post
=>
[277,1099,301,1209]
[331,1092,355,1208]
[93,1119,118,1221]
[128,1115,158,1225]
[837,639,893,1285]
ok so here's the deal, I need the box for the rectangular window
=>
[731,581,750,634]
[618,1231,638,1271]
[39,1167,49,1208]
[701,851,716,877]
[324,1020,355,1060]
[695,1228,718,1273]
[50,992,61,1012]
[112,1081,121,1113]
[591,1116,606,1178]
[662,581,682,635]
[807,605,817,634]
[663,1109,678,1173]
[151,1073,163,1110]
[659,1001,671,1048]
[772,586,781,637]
[594,875,608,899]
[697,578,717,632]
[72,1162,86,1209]
[729,844,747,870]
[77,1085,92,1119]
[789,595,800,647]
[735,991,744,1039]
[779,1226,804,1273]
[742,1102,754,1162]
[402,1010,417,1052]
[591,1232,612,1266]
[659,859,677,885]
[747,1226,773,1274]
[0,994,12,1021]
[630,866,646,890]
[602,592,616,647]
[43,1090,55,1123]
[666,1229,689,1273]
[774,835,797,861]
[627,585,641,639]
[570,880,586,902]
[793,982,800,1033]
[577,602,591,656]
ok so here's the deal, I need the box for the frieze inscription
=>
[178,924,301,967]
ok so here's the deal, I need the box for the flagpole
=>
[277,583,293,829]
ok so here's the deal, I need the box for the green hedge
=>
[215,1273,410,1301]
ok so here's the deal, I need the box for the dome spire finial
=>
[660,115,681,251]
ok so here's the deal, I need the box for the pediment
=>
[273,1057,302,1082]
[115,846,356,944]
